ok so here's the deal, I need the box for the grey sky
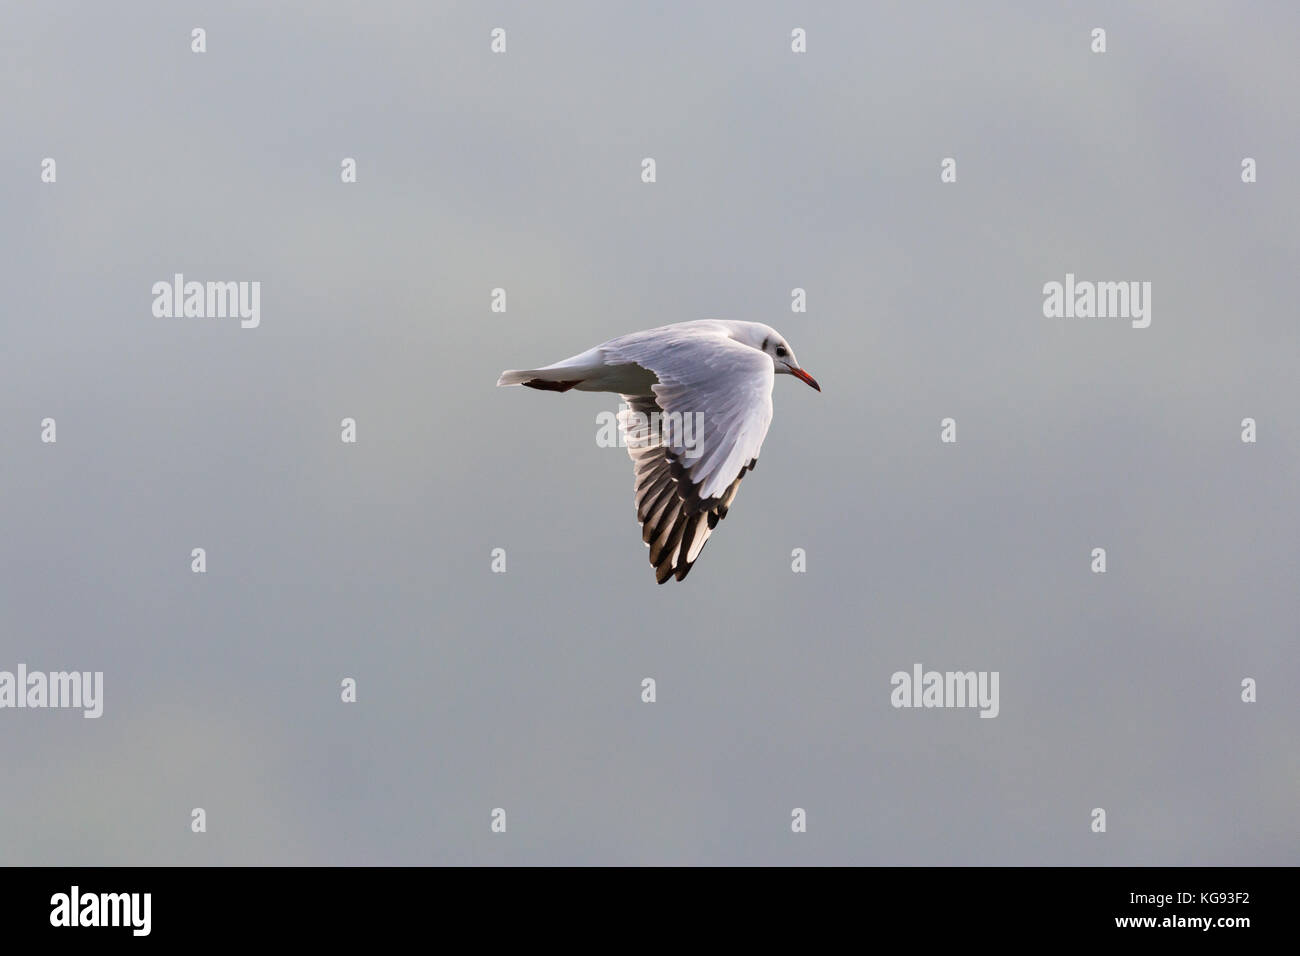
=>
[2,1,1296,864]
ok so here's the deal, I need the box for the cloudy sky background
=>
[2,0,1296,864]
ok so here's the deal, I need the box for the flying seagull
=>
[497,320,820,583]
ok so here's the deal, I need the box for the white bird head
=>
[727,322,821,392]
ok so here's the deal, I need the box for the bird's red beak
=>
[788,366,821,392]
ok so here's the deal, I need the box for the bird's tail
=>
[497,347,606,390]
[496,369,535,387]
[496,367,585,391]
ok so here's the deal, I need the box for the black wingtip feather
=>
[624,395,759,585]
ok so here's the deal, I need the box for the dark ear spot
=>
[760,336,769,352]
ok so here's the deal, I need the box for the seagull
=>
[497,320,820,583]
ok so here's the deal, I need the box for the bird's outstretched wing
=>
[609,330,775,582]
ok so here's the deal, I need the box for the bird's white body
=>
[498,320,819,583]
[500,320,752,392]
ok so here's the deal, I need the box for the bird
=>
[497,320,820,583]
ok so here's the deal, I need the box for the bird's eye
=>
[775,346,788,358]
